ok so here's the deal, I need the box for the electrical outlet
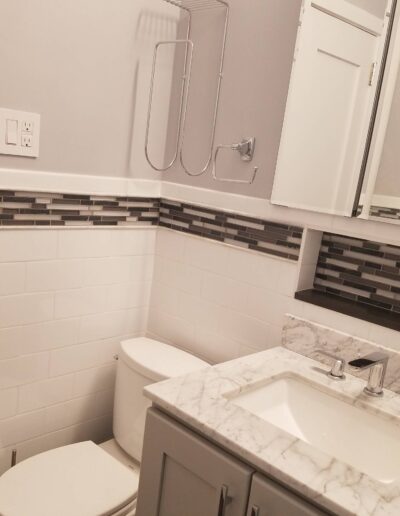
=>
[22,120,33,133]
[21,134,33,147]
[0,108,40,157]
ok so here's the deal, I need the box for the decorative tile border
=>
[282,314,400,394]
[159,199,303,261]
[0,189,304,260]
[0,190,160,227]
[314,232,400,314]
[370,205,400,221]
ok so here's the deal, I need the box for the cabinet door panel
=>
[271,0,382,215]
[158,457,217,516]
[246,473,329,516]
[136,408,254,516]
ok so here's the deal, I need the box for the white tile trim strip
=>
[162,182,400,247]
[0,167,161,197]
[2,168,400,247]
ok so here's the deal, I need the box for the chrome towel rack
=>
[164,0,227,11]
[145,0,259,184]
[178,0,230,177]
[145,0,228,176]
[145,38,194,172]
[212,137,258,184]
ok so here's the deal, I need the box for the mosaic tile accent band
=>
[0,189,303,260]
[370,205,400,221]
[314,232,400,314]
[159,199,303,261]
[0,190,160,227]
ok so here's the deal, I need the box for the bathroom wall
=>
[0,228,155,474]
[150,0,400,356]
[1,0,400,474]
[0,0,167,470]
[374,63,400,198]
[165,0,302,198]
[165,0,391,199]
[148,226,400,364]
[148,228,299,362]
[0,0,178,180]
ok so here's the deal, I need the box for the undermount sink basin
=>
[228,374,399,483]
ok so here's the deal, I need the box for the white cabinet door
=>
[246,473,329,516]
[271,0,387,215]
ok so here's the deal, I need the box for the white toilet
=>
[0,338,209,516]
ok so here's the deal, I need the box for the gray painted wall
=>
[0,0,178,178]
[163,0,388,199]
[164,0,302,199]
[375,62,400,197]
[1,1,387,194]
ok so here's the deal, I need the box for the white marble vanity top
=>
[144,346,400,516]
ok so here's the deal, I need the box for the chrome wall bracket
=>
[235,137,256,162]
[212,137,258,184]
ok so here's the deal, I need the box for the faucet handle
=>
[348,352,389,397]
[314,349,346,380]
[348,351,389,369]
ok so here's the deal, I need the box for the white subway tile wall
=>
[148,228,400,364]
[148,228,302,363]
[1,224,399,477]
[0,228,155,474]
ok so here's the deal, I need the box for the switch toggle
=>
[6,119,18,145]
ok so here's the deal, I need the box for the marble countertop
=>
[144,346,400,516]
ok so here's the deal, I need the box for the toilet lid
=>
[120,337,209,382]
[0,441,138,516]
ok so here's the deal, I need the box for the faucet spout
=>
[348,352,389,397]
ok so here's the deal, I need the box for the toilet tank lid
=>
[119,337,209,381]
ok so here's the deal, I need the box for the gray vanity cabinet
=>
[137,408,329,516]
[246,473,326,516]
[136,408,254,516]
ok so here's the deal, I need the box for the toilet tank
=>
[113,337,209,462]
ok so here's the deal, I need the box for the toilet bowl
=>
[0,338,209,516]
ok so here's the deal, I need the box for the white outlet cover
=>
[0,108,40,158]
[22,120,34,133]
[21,134,33,147]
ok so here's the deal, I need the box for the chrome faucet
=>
[348,352,389,397]
[314,350,346,380]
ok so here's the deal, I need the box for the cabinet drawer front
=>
[247,473,329,516]
[136,408,254,516]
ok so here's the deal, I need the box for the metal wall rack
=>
[145,0,258,184]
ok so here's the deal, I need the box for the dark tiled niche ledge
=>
[295,289,400,332]
[298,232,400,332]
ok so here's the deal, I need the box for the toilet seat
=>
[0,441,139,516]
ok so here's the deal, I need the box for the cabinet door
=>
[271,0,386,215]
[246,473,329,516]
[136,408,254,516]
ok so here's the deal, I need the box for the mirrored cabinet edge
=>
[271,0,400,226]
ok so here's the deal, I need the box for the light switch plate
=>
[0,108,40,158]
